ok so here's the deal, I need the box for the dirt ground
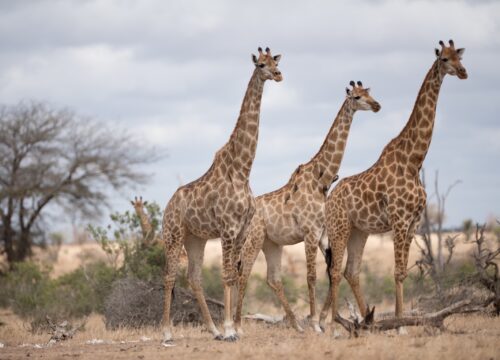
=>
[2,233,499,359]
[0,311,499,360]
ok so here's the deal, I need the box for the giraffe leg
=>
[263,240,303,332]
[318,231,332,330]
[230,204,256,323]
[392,221,413,330]
[327,207,351,337]
[344,228,369,317]
[234,215,266,335]
[396,214,420,335]
[161,217,185,345]
[184,235,222,339]
[220,231,240,341]
[304,231,322,333]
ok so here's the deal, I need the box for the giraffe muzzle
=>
[372,102,381,112]
[457,67,468,79]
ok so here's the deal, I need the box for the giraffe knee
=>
[394,270,408,283]
[343,270,359,285]
[223,270,238,286]
[330,272,342,285]
[306,272,316,284]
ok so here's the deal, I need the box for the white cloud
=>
[0,0,499,226]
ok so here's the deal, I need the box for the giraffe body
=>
[235,82,381,333]
[324,41,468,333]
[161,48,282,343]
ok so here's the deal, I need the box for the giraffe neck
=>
[135,208,152,239]
[311,99,356,187]
[381,60,445,171]
[225,69,265,181]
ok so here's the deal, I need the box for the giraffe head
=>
[130,196,148,210]
[252,47,283,82]
[345,81,381,112]
[435,39,467,79]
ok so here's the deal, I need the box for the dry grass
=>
[0,309,499,360]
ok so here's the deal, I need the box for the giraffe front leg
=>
[220,234,239,342]
[234,215,266,335]
[392,223,412,335]
[304,233,322,333]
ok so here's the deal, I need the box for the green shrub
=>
[252,273,301,307]
[202,264,224,301]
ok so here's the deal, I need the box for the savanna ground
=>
[1,234,499,359]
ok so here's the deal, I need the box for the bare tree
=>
[415,169,460,293]
[468,223,500,315]
[0,101,159,266]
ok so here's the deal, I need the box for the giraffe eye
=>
[441,58,448,62]
[354,96,361,100]
[258,64,265,68]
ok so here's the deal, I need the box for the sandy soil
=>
[0,311,499,360]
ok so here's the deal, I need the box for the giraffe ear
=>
[252,54,258,65]
[130,200,135,206]
[435,48,440,58]
[273,54,281,64]
[365,87,371,93]
[143,201,148,206]
[345,87,351,95]
[456,48,465,58]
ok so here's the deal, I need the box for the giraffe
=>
[160,47,282,344]
[234,81,381,334]
[131,196,154,246]
[323,40,467,333]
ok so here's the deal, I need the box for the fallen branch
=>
[334,299,487,337]
[46,316,85,344]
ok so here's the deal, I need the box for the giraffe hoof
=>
[313,324,323,333]
[294,324,304,333]
[213,334,224,341]
[222,334,239,342]
[161,339,176,347]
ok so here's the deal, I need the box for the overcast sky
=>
[0,0,499,228]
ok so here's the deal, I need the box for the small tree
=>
[0,101,159,266]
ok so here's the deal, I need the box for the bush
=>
[104,276,224,329]
[0,261,119,332]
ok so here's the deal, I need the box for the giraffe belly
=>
[348,199,391,234]
[265,214,304,246]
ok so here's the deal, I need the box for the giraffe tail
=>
[324,247,333,287]
[318,228,333,286]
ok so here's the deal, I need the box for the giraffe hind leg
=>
[344,228,369,317]
[234,215,266,334]
[184,234,222,339]
[263,239,303,332]
[161,218,185,345]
